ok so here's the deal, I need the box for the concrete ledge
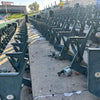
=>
[29,30,99,100]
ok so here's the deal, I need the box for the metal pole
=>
[51,3,52,8]
[5,5,7,20]
[55,1,56,5]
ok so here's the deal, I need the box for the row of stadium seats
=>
[29,4,100,97]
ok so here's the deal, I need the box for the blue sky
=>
[0,0,60,10]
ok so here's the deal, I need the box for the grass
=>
[7,14,25,20]
[0,12,39,28]
[28,12,39,16]
[7,12,39,20]
[0,20,16,29]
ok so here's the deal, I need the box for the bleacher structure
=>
[0,3,100,100]
[29,3,100,98]
[0,17,31,100]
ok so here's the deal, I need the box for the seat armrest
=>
[69,36,85,39]
[0,72,19,76]
[6,52,23,58]
[49,26,57,28]
[59,31,71,34]
[52,28,62,30]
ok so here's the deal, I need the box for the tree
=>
[28,1,40,13]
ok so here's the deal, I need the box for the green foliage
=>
[28,12,38,16]
[7,12,39,20]
[8,14,25,19]
[28,1,40,13]
[0,20,16,29]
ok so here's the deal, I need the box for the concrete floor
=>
[29,23,100,100]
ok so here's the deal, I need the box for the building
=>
[0,1,27,14]
[1,1,14,5]
[68,0,96,7]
